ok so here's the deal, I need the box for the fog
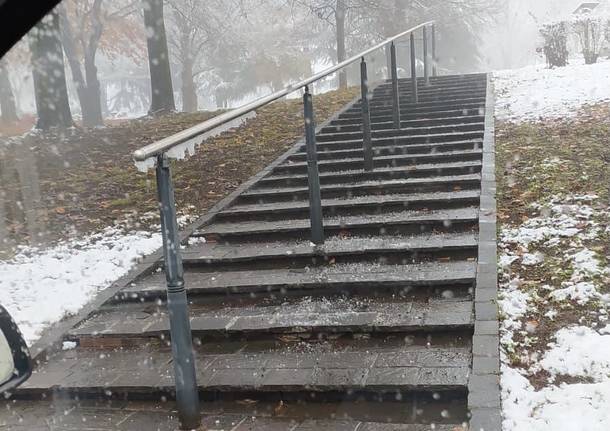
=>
[0,0,600,127]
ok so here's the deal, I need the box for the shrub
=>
[540,22,569,67]
[571,16,606,64]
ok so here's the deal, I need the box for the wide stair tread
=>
[23,341,471,393]
[244,174,482,198]
[196,207,479,236]
[69,296,474,338]
[179,232,478,263]
[121,260,476,296]
[221,190,480,216]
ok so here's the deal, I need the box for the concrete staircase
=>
[11,74,499,430]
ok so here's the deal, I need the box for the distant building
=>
[573,2,601,14]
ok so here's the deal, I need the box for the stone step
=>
[365,91,487,107]
[329,108,483,127]
[315,123,484,143]
[343,99,486,116]
[119,260,476,298]
[239,174,481,204]
[181,232,478,264]
[69,296,474,339]
[1,399,467,430]
[196,207,478,243]
[22,338,471,394]
[273,150,482,175]
[218,190,480,222]
[374,79,487,91]
[320,115,484,134]
[373,84,486,97]
[259,160,482,188]
[342,107,484,124]
[288,140,481,163]
[308,131,484,152]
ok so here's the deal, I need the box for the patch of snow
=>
[62,341,77,351]
[522,252,544,266]
[539,326,610,382]
[494,59,610,123]
[571,249,602,276]
[502,365,610,431]
[549,281,599,305]
[0,227,161,345]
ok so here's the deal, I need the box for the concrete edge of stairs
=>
[27,84,368,362]
[467,74,501,431]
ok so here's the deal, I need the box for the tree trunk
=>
[29,11,73,130]
[178,22,197,113]
[83,50,104,126]
[59,3,104,128]
[143,0,175,115]
[181,57,197,112]
[336,1,347,89]
[0,61,18,123]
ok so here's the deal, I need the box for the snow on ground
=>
[0,227,161,345]
[498,194,610,430]
[494,59,610,122]
[502,366,610,431]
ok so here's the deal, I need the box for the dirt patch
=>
[0,88,359,255]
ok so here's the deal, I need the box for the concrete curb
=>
[468,74,502,430]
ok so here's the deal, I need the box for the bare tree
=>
[291,0,380,88]
[59,1,105,127]
[59,0,141,126]
[142,0,175,114]
[0,60,18,123]
[29,10,73,130]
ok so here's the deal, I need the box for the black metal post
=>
[155,154,200,431]
[303,86,324,245]
[360,58,373,171]
[431,24,437,77]
[423,26,430,86]
[410,33,418,103]
[390,42,401,129]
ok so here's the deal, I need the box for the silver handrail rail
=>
[138,20,437,429]
[133,20,435,161]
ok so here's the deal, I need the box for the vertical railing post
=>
[155,154,200,431]
[410,33,418,103]
[360,57,373,171]
[431,24,438,77]
[423,26,430,86]
[303,86,325,245]
[390,42,401,129]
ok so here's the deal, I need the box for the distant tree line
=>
[0,0,499,130]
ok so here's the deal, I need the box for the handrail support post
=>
[390,42,401,129]
[410,33,419,103]
[155,154,200,431]
[360,58,373,171]
[423,26,430,86]
[303,86,325,245]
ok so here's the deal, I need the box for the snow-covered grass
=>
[498,194,610,430]
[0,227,161,345]
[494,59,610,122]
[496,57,610,430]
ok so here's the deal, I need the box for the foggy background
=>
[0,0,596,124]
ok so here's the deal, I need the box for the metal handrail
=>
[140,20,438,429]
[133,20,435,162]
